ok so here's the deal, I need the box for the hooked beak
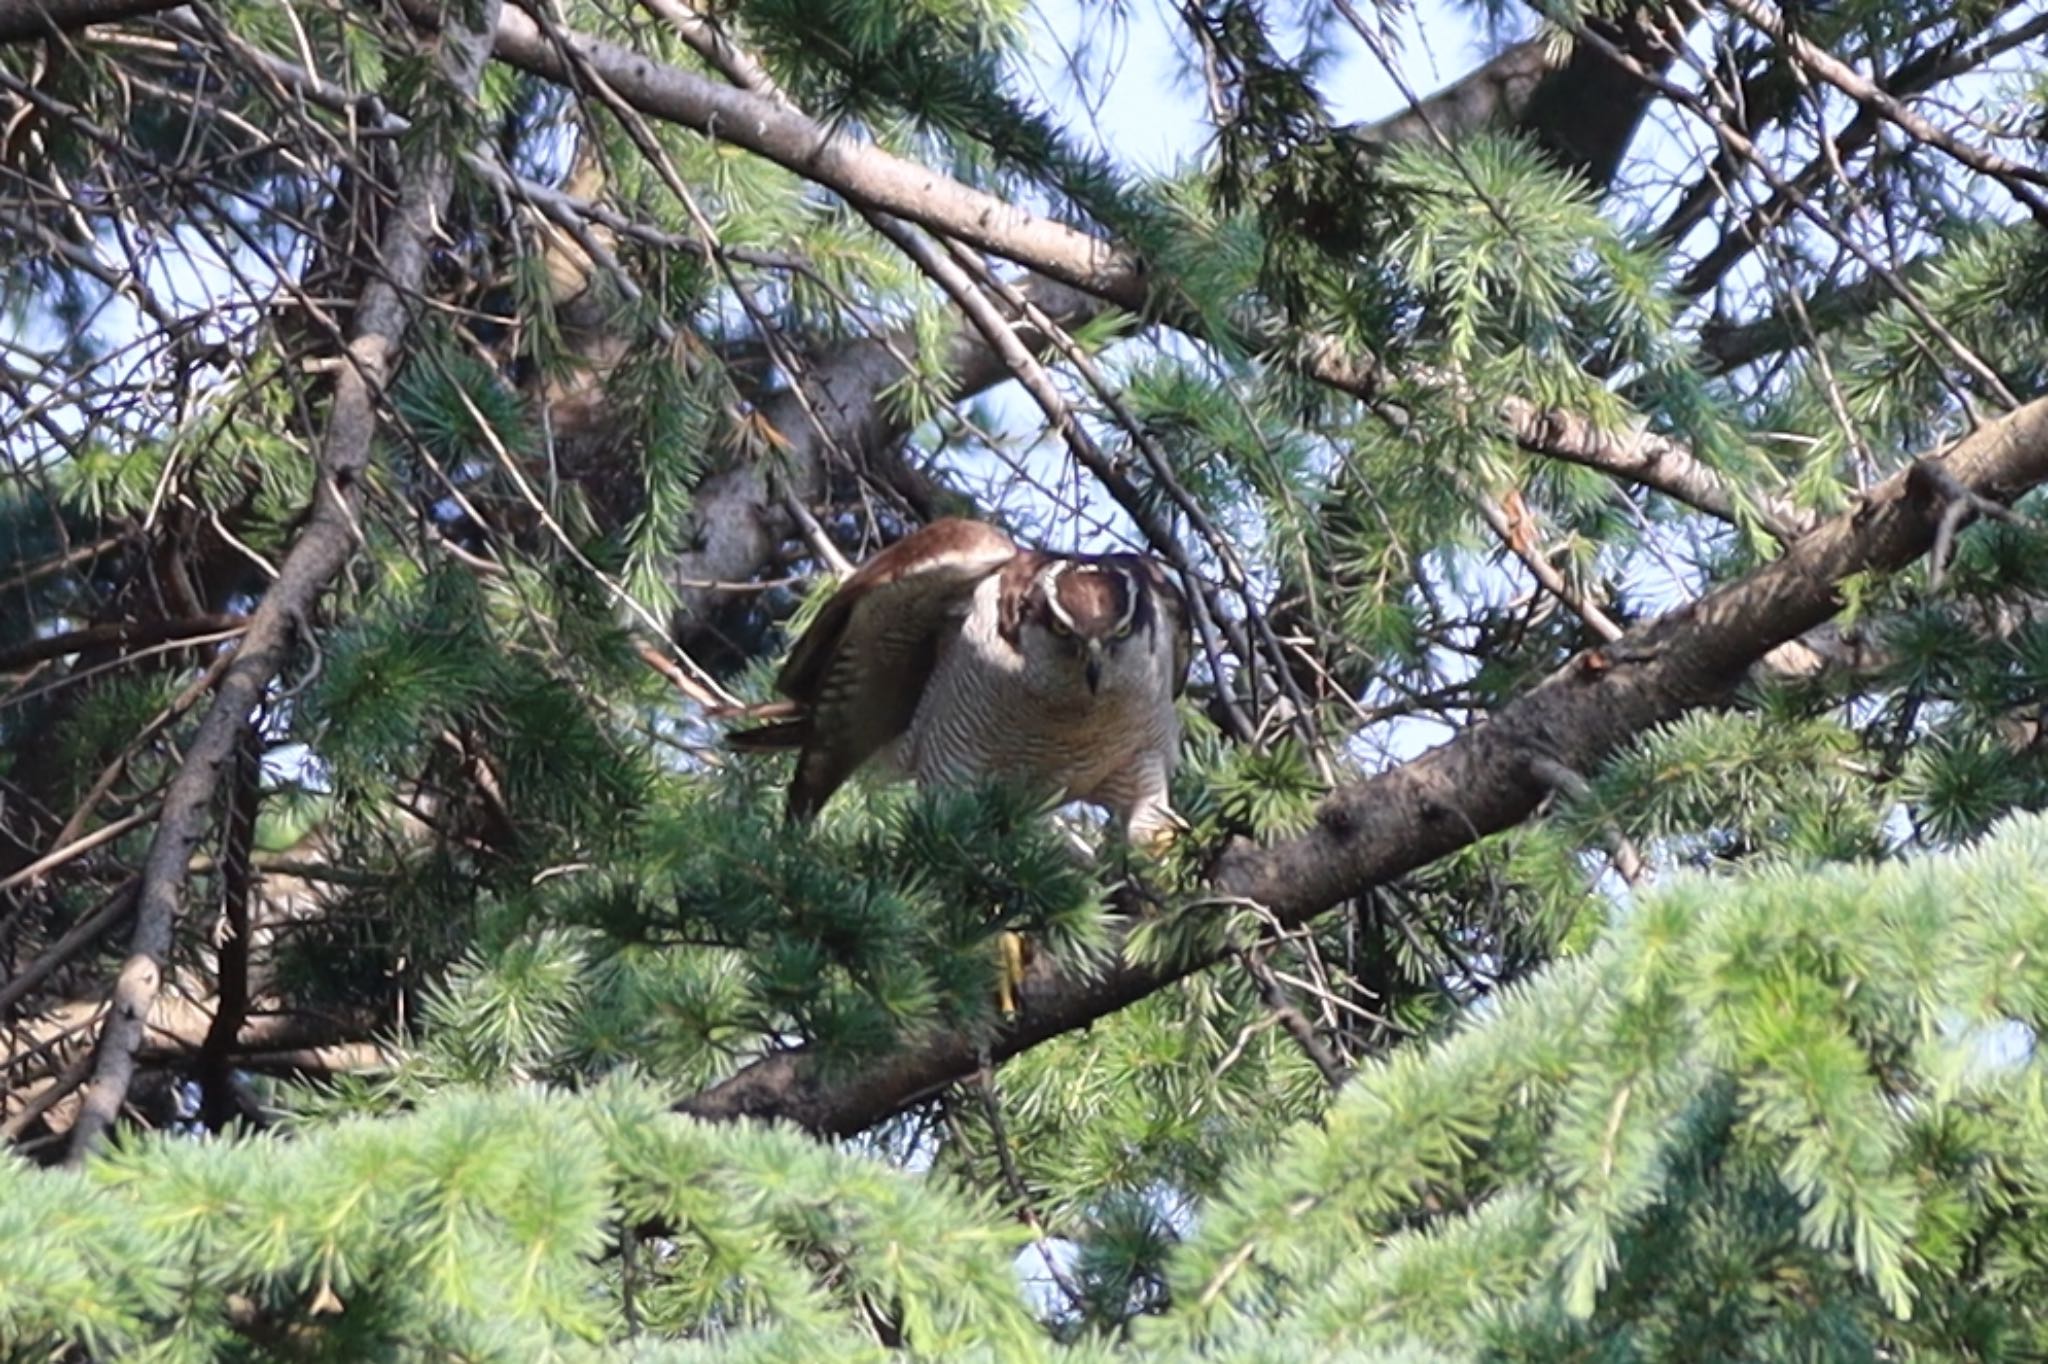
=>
[1084,639,1104,694]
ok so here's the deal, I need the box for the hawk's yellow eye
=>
[1113,621,1133,639]
[1048,617,1072,637]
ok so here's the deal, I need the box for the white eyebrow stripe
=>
[1040,562,1078,629]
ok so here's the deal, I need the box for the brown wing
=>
[731,519,1017,821]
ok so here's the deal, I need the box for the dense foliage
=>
[3,0,2047,1356]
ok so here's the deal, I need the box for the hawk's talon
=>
[1139,823,1180,859]
[1128,807,1189,861]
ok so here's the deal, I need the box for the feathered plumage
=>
[729,519,1189,839]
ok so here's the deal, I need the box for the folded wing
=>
[729,519,1018,820]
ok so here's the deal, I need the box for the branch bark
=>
[0,613,246,673]
[481,5,1139,306]
[491,3,1700,617]
[1719,0,2048,225]
[677,395,2048,1136]
[0,0,175,42]
[15,0,1712,620]
[1498,396,1817,539]
[62,1,503,1162]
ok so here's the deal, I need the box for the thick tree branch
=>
[475,1,1695,614]
[479,5,1140,306]
[1498,396,1817,538]
[195,725,261,1129]
[62,1,502,1163]
[1697,267,1904,375]
[1662,0,2037,291]
[0,612,246,673]
[678,396,2048,1136]
[477,4,1730,606]
[1304,338,1811,540]
[663,273,1108,630]
[23,0,1713,621]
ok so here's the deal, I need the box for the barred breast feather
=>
[728,518,1187,837]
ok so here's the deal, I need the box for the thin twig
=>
[1919,460,2025,592]
[0,881,137,1017]
[63,0,504,1165]
[1236,949,1351,1089]
[1524,752,1650,887]
[970,1066,1086,1313]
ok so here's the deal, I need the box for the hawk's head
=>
[1014,557,1155,695]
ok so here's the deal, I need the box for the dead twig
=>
[1236,949,1351,1089]
[1919,461,2026,593]
[64,0,504,1165]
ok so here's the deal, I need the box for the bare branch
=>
[0,882,135,1018]
[63,0,503,1163]
[0,0,175,42]
[1473,488,1626,643]
[1498,397,1818,539]
[0,613,246,674]
[1718,0,2048,225]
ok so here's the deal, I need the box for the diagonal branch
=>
[468,3,1783,589]
[1718,0,2048,225]
[62,0,504,1163]
[678,395,2048,1136]
[0,0,175,41]
[1497,396,1817,539]
[478,4,1140,305]
[16,0,1737,618]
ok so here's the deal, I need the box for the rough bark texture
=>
[0,0,175,41]
[677,398,2048,1135]
[62,1,504,1162]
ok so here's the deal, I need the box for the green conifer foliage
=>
[3,0,2048,1356]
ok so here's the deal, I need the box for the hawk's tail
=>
[716,702,832,823]
[713,698,807,751]
[724,696,811,749]
[726,718,810,752]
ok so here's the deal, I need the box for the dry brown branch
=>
[1719,0,2048,224]
[63,0,504,1163]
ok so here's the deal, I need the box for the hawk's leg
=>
[995,812,1096,1018]
[995,766,1178,1019]
[996,929,1031,1017]
[1107,755,1186,859]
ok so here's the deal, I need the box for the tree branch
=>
[0,612,246,673]
[1498,396,1817,539]
[0,0,174,42]
[62,0,503,1163]
[465,2,1710,613]
[477,5,1139,306]
[1719,0,2048,225]
[677,395,2048,1136]
[0,2,1793,563]
[23,0,1692,628]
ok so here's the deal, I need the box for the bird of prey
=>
[728,518,1191,848]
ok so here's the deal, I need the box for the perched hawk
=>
[729,519,1191,845]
